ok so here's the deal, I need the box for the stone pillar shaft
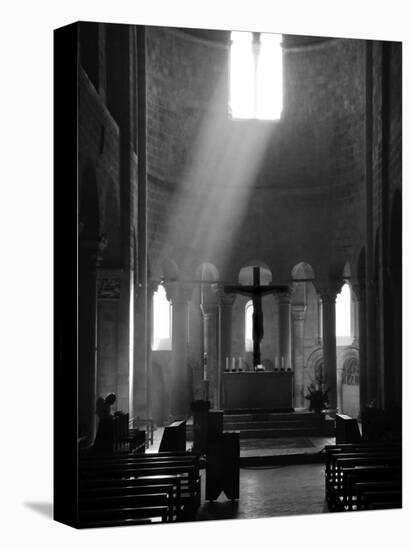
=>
[366,283,378,404]
[215,289,236,408]
[292,307,306,408]
[353,283,368,412]
[78,237,106,448]
[278,291,292,369]
[320,290,338,411]
[201,303,219,409]
[170,292,190,419]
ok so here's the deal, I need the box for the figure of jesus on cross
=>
[224,267,289,369]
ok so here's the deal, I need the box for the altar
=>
[222,371,293,410]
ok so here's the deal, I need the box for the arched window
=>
[229,31,283,120]
[336,283,351,345]
[152,285,171,351]
[245,300,253,351]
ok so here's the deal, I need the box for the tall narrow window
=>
[152,285,172,351]
[336,283,351,346]
[245,300,253,351]
[229,31,283,120]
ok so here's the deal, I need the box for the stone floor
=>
[196,463,329,520]
[146,427,331,521]
[147,426,335,457]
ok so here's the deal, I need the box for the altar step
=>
[223,411,334,439]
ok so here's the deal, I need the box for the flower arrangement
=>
[305,373,329,413]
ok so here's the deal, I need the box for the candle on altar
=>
[203,353,207,380]
[225,357,229,371]
[274,357,279,369]
[281,356,285,369]
[232,357,236,371]
[238,356,242,371]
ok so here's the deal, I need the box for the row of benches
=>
[78,451,201,527]
[324,441,402,512]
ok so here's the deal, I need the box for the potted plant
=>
[305,373,329,414]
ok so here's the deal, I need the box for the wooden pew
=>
[159,420,187,452]
[324,442,402,511]
[79,492,174,522]
[79,503,170,527]
[93,413,146,454]
[358,490,402,510]
[79,452,199,469]
[340,465,401,510]
[367,500,402,510]
[79,452,201,523]
[353,480,402,511]
[79,475,183,515]
[327,452,401,496]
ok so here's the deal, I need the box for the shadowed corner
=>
[24,502,53,519]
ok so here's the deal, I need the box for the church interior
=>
[74,22,402,527]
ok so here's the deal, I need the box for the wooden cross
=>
[224,267,289,368]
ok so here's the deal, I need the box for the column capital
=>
[165,282,193,304]
[200,302,218,317]
[212,284,237,307]
[316,280,343,303]
[292,305,306,321]
[277,287,293,304]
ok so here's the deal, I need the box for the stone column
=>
[200,302,219,409]
[214,287,236,409]
[336,363,344,414]
[291,306,306,408]
[168,283,192,420]
[352,282,367,412]
[146,281,159,421]
[319,286,339,412]
[366,281,378,405]
[316,294,322,345]
[351,286,359,348]
[277,290,292,369]
[133,283,148,420]
[96,269,122,401]
[78,235,107,448]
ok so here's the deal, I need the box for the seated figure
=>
[93,393,117,453]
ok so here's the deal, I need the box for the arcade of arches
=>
[77,23,402,451]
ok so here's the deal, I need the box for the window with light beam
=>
[229,31,283,120]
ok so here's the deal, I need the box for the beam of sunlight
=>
[157,71,275,281]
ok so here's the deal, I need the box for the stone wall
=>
[146,29,367,284]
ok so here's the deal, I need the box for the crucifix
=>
[224,267,289,369]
